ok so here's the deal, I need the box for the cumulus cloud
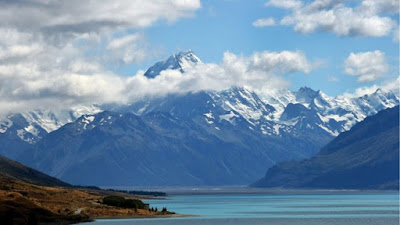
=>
[0,0,201,64]
[252,18,276,27]
[0,0,202,67]
[342,77,400,98]
[104,50,313,101]
[265,0,302,9]
[0,0,201,35]
[0,50,314,115]
[0,0,202,115]
[262,0,398,37]
[344,50,389,82]
[104,33,149,65]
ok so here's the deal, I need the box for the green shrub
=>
[103,196,145,209]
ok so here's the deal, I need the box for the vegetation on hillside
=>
[102,196,145,209]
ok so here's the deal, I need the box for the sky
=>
[0,0,398,114]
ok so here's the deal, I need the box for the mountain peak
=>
[295,86,319,103]
[144,50,202,78]
[297,86,317,93]
[374,88,384,95]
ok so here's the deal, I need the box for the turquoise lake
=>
[87,190,399,225]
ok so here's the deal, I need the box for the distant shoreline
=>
[93,213,195,220]
[102,186,400,196]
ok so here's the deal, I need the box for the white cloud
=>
[327,76,339,82]
[343,85,380,98]
[0,0,202,115]
[0,0,201,35]
[250,51,312,74]
[105,33,148,65]
[0,0,201,65]
[122,50,313,100]
[265,0,398,37]
[265,0,302,9]
[342,77,399,98]
[0,50,314,115]
[252,18,276,27]
[359,0,400,15]
[107,34,141,50]
[344,50,389,82]
[0,0,202,71]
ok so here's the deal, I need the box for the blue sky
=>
[116,0,399,96]
[0,0,398,114]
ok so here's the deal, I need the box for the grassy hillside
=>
[0,155,70,187]
[0,155,175,225]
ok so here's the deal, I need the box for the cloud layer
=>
[260,0,399,37]
[344,50,388,82]
[0,0,203,115]
[0,1,316,115]
[0,49,314,115]
[0,0,201,34]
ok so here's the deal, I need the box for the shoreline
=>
[134,187,400,196]
[93,213,196,220]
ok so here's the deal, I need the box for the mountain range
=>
[0,51,398,186]
[252,106,399,190]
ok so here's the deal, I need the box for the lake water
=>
[86,189,399,225]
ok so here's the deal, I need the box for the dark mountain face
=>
[20,109,330,186]
[0,155,70,187]
[0,114,48,159]
[252,106,399,190]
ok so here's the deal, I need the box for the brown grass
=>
[0,177,175,225]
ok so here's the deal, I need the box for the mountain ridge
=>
[252,106,399,190]
[1,51,397,150]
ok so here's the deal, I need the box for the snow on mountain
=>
[0,105,102,144]
[1,50,398,145]
[208,87,275,125]
[5,50,398,186]
[136,51,400,138]
[0,118,13,134]
[144,50,203,78]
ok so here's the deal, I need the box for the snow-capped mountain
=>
[253,106,399,190]
[2,50,397,148]
[21,106,330,186]
[0,105,102,146]
[144,50,202,78]
[2,50,399,186]
[131,51,399,139]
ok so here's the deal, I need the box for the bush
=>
[105,189,167,197]
[102,196,145,209]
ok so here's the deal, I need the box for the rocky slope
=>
[252,106,399,190]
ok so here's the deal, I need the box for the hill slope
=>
[0,154,174,224]
[0,155,70,187]
[252,106,399,190]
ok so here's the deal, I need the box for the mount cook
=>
[0,51,398,186]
